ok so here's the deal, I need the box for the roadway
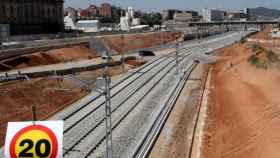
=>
[0,31,161,60]
[0,40,177,81]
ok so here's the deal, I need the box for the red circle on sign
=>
[9,124,58,158]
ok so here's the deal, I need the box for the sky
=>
[65,0,280,12]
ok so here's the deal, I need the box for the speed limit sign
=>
[4,121,63,158]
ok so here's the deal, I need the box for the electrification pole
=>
[104,50,113,158]
[175,39,179,76]
[121,34,125,73]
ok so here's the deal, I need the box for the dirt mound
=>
[0,78,87,146]
[0,32,179,71]
[0,56,144,146]
[252,25,271,40]
[103,32,180,53]
[202,42,280,158]
[0,45,98,70]
[126,59,147,68]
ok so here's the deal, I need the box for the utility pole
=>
[175,39,179,76]
[121,34,125,73]
[161,29,164,48]
[32,105,37,125]
[103,50,113,158]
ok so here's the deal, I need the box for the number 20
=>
[18,139,51,157]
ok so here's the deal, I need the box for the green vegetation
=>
[247,53,267,68]
[240,31,258,44]
[248,44,280,69]
[240,37,246,44]
[248,54,258,65]
[141,13,162,26]
[266,50,279,62]
[244,31,258,38]
[251,44,264,52]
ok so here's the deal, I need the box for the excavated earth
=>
[0,32,179,71]
[103,32,180,52]
[202,37,280,158]
[0,78,87,146]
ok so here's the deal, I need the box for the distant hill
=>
[249,7,280,19]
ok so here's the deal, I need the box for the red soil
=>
[252,25,272,40]
[1,45,98,70]
[103,32,180,52]
[126,59,147,68]
[0,32,179,71]
[0,31,179,147]
[0,78,87,146]
[0,57,141,147]
[202,42,280,158]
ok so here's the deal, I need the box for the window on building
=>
[48,8,50,16]
[53,8,56,16]
[3,6,6,17]
[25,5,28,17]
[10,6,14,15]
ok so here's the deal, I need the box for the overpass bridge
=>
[189,21,280,27]
[186,21,280,36]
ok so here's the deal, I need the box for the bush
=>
[251,44,264,52]
[266,50,279,62]
[244,31,258,38]
[248,54,259,65]
[141,13,162,26]
[240,37,246,44]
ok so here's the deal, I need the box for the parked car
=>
[139,50,155,56]
[194,60,200,63]
[205,52,210,55]
[101,55,113,61]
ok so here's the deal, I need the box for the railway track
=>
[132,32,253,158]
[59,31,237,125]
[60,32,249,158]
[57,31,240,121]
[61,38,218,132]
[0,31,256,158]
[133,62,197,158]
[63,47,195,157]
[83,54,194,158]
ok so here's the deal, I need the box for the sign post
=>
[5,121,63,158]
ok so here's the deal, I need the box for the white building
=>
[202,8,225,22]
[132,18,141,26]
[64,13,100,33]
[64,14,77,30]
[127,7,135,19]
[119,7,144,31]
[76,20,100,32]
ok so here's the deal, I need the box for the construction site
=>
[0,32,179,146]
[1,22,280,158]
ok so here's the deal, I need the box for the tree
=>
[141,12,162,26]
